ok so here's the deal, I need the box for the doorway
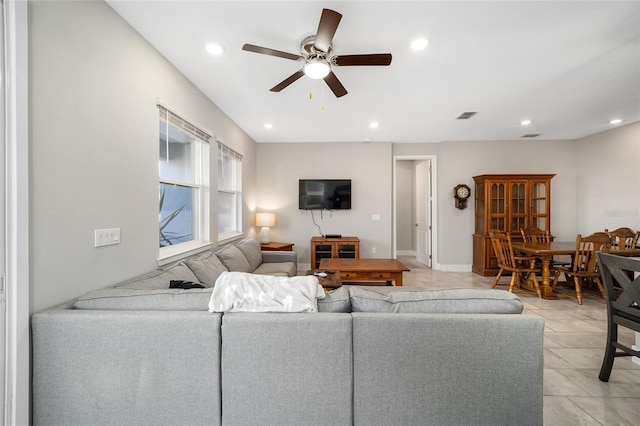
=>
[393,155,438,268]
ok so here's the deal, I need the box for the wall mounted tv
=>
[299,179,352,210]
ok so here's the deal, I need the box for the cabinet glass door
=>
[489,182,506,230]
[531,181,550,230]
[510,181,527,233]
[475,182,485,233]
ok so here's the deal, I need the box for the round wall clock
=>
[454,184,471,210]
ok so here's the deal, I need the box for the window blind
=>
[218,142,243,161]
[158,105,211,143]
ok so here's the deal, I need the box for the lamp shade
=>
[303,59,331,79]
[256,212,276,227]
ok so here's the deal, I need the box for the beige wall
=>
[256,142,393,268]
[575,121,640,233]
[395,160,415,252]
[29,0,256,312]
[28,2,640,312]
[255,128,639,270]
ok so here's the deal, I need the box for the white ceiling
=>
[106,1,640,143]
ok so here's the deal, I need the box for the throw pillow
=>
[349,287,524,314]
[215,245,251,273]
[235,237,263,272]
[185,251,228,287]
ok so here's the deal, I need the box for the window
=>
[158,106,210,259]
[218,142,242,241]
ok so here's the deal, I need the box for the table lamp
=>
[255,212,276,243]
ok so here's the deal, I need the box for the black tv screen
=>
[299,179,352,210]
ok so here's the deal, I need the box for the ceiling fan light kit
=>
[303,59,331,79]
[242,8,392,98]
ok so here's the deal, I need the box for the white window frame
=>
[158,104,211,263]
[217,142,243,242]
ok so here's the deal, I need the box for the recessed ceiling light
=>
[206,43,224,55]
[609,119,622,124]
[411,38,429,50]
[369,122,379,129]
[264,123,273,129]
[520,120,532,126]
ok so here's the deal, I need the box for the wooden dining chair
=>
[520,226,550,244]
[605,227,640,250]
[551,232,612,305]
[520,226,571,268]
[489,229,542,297]
[596,252,640,382]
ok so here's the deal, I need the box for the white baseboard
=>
[397,250,416,256]
[440,264,473,272]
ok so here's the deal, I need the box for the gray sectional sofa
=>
[32,282,544,425]
[31,237,544,425]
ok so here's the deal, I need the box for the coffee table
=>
[319,258,410,286]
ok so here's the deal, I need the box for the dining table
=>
[510,241,640,300]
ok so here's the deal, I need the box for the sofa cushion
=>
[114,263,199,290]
[72,288,213,311]
[185,251,228,287]
[349,287,524,314]
[235,237,263,271]
[215,245,251,273]
[252,262,297,277]
[317,286,351,313]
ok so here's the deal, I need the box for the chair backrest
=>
[520,226,550,244]
[596,252,640,329]
[489,229,517,269]
[606,227,639,249]
[572,232,612,274]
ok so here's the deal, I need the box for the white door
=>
[415,160,431,267]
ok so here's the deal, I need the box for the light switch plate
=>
[95,228,121,247]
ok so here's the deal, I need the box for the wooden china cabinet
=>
[472,174,555,276]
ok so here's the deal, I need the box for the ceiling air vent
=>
[521,133,542,138]
[456,111,478,120]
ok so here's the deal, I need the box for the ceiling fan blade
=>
[242,44,302,61]
[270,70,305,92]
[334,53,392,66]
[314,9,342,53]
[323,71,348,98]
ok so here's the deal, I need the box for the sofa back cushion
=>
[215,245,251,273]
[185,251,228,287]
[72,288,213,311]
[114,263,199,290]
[235,237,263,271]
[352,313,543,426]
[349,287,523,314]
[317,286,351,313]
[221,313,353,425]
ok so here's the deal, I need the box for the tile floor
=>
[398,256,640,426]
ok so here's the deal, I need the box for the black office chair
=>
[596,252,640,382]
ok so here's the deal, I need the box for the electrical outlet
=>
[372,214,381,221]
[95,228,121,247]
[371,247,377,254]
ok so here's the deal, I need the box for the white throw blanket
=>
[208,271,326,313]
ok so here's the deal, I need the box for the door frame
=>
[392,155,438,269]
[3,1,29,424]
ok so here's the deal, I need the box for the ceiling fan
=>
[242,8,392,98]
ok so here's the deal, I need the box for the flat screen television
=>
[299,179,352,210]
